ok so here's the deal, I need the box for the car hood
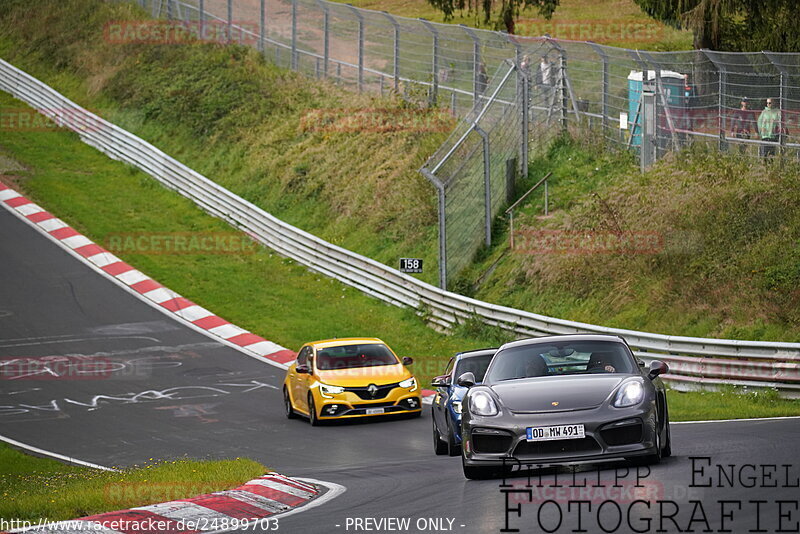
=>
[315,364,412,387]
[489,375,628,412]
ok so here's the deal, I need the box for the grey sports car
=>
[458,334,671,479]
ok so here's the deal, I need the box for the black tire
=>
[662,402,672,458]
[462,455,498,480]
[446,419,460,457]
[284,387,297,420]
[308,394,320,426]
[433,416,448,455]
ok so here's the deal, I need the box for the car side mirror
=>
[296,364,310,374]
[456,372,476,388]
[402,356,414,366]
[648,360,668,380]
[431,375,451,388]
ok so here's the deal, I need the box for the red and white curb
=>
[0,183,436,403]
[9,473,345,534]
[0,183,294,368]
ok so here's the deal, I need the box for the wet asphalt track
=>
[1,205,799,534]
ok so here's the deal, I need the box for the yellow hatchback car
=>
[283,338,422,425]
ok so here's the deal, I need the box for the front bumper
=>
[314,388,422,420]
[462,403,658,467]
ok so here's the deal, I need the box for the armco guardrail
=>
[2,58,799,397]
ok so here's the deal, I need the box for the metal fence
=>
[120,0,800,287]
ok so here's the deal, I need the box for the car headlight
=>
[469,391,499,416]
[452,400,462,414]
[399,377,417,391]
[613,380,644,407]
[319,383,345,398]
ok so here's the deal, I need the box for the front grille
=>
[514,437,601,457]
[600,422,643,446]
[346,383,398,400]
[472,434,513,454]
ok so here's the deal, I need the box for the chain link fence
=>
[118,0,800,286]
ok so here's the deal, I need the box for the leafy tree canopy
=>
[633,0,800,51]
[426,0,559,34]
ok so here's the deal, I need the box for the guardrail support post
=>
[419,19,439,106]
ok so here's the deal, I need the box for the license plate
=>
[526,424,585,441]
[366,408,385,415]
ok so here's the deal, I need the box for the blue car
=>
[432,348,496,456]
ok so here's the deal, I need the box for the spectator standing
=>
[730,97,754,152]
[757,98,782,158]
[476,62,488,98]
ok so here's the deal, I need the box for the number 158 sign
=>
[399,258,423,273]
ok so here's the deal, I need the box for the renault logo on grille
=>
[367,384,379,398]
[551,401,559,406]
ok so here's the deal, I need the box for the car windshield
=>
[454,354,492,383]
[316,343,399,370]
[485,340,636,383]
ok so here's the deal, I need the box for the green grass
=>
[460,135,800,342]
[0,443,265,522]
[667,387,800,421]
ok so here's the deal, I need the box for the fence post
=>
[764,52,789,158]
[558,51,567,131]
[317,1,330,77]
[226,0,232,42]
[166,0,173,20]
[345,5,365,92]
[381,12,400,93]
[198,0,205,41]
[291,0,298,70]
[460,25,481,109]
[475,125,491,247]
[419,19,439,106]
[257,0,265,53]
[519,60,529,182]
[421,170,447,289]
[640,51,679,152]
[701,50,726,152]
[588,43,609,138]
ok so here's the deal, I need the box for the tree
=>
[426,0,559,34]
[632,0,800,52]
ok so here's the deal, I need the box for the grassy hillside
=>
[464,136,800,341]
[0,0,450,287]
